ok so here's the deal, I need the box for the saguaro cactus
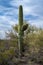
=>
[18,5,24,57]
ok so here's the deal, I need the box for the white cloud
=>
[0,30,5,39]
[29,18,43,28]
[0,15,16,25]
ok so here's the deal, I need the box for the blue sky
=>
[0,0,43,39]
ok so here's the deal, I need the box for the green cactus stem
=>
[18,5,24,57]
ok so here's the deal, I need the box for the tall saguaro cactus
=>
[18,5,24,57]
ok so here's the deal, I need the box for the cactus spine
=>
[18,5,24,57]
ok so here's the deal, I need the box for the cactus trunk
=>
[18,5,24,57]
